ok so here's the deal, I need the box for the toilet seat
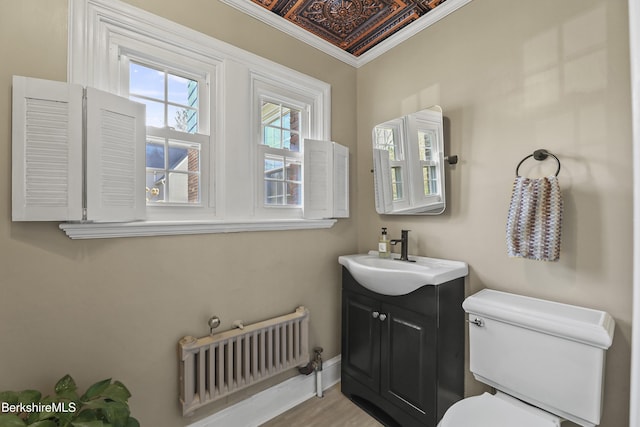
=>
[438,392,562,427]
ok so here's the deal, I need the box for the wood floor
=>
[260,384,383,427]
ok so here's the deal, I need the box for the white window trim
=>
[59,218,336,239]
[66,0,334,238]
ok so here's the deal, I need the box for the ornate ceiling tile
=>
[249,0,449,56]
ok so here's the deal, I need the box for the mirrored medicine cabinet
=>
[372,105,451,215]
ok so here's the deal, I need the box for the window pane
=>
[423,166,438,196]
[131,96,164,128]
[263,126,281,149]
[130,62,164,101]
[286,159,301,181]
[146,137,165,169]
[260,101,301,152]
[262,102,281,127]
[282,107,291,128]
[283,130,291,150]
[288,109,300,133]
[391,166,403,201]
[264,156,284,180]
[146,171,166,203]
[374,127,400,161]
[167,172,199,203]
[418,130,435,162]
[169,105,198,133]
[264,181,284,205]
[287,182,301,205]
[168,141,200,172]
[168,74,197,106]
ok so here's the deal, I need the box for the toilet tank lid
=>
[463,289,615,349]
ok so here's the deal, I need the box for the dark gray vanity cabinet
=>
[341,267,465,427]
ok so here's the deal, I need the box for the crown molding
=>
[218,0,474,68]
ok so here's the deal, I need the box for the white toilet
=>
[439,289,615,427]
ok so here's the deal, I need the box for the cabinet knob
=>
[372,311,379,319]
[379,313,387,321]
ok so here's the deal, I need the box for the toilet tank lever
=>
[467,317,484,327]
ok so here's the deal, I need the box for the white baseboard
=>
[187,355,342,427]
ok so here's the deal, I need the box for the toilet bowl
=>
[438,392,563,427]
[439,289,615,427]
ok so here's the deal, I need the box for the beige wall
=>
[0,1,357,426]
[357,0,632,426]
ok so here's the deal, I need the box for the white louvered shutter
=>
[303,139,349,219]
[12,76,83,221]
[332,142,349,218]
[373,148,393,214]
[85,87,146,222]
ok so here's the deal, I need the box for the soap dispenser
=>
[378,227,391,258]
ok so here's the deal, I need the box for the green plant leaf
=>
[16,391,41,405]
[100,383,130,403]
[80,401,109,411]
[0,391,19,404]
[70,421,104,427]
[28,421,57,427]
[80,379,111,402]
[102,401,130,427]
[0,414,26,426]
[54,408,76,427]
[26,412,39,424]
[54,376,77,395]
[125,417,139,427]
[35,411,55,421]
[73,410,98,422]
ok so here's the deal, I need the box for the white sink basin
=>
[338,251,468,296]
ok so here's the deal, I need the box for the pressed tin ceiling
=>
[220,0,472,67]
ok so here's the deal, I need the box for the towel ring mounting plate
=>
[515,149,561,177]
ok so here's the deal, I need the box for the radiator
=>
[178,306,310,415]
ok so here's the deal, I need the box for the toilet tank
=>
[463,289,615,427]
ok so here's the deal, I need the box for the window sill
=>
[59,218,337,239]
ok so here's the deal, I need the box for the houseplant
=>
[0,374,139,427]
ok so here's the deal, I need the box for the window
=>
[113,44,216,221]
[260,100,304,207]
[252,75,323,219]
[126,60,208,207]
[373,122,405,201]
[418,129,439,196]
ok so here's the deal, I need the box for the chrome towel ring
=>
[515,149,561,177]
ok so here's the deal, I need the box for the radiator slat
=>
[208,344,216,400]
[252,331,258,381]
[178,306,309,415]
[226,339,234,392]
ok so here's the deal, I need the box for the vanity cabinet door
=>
[342,290,381,392]
[379,302,437,423]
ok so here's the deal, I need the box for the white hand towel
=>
[506,175,563,261]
